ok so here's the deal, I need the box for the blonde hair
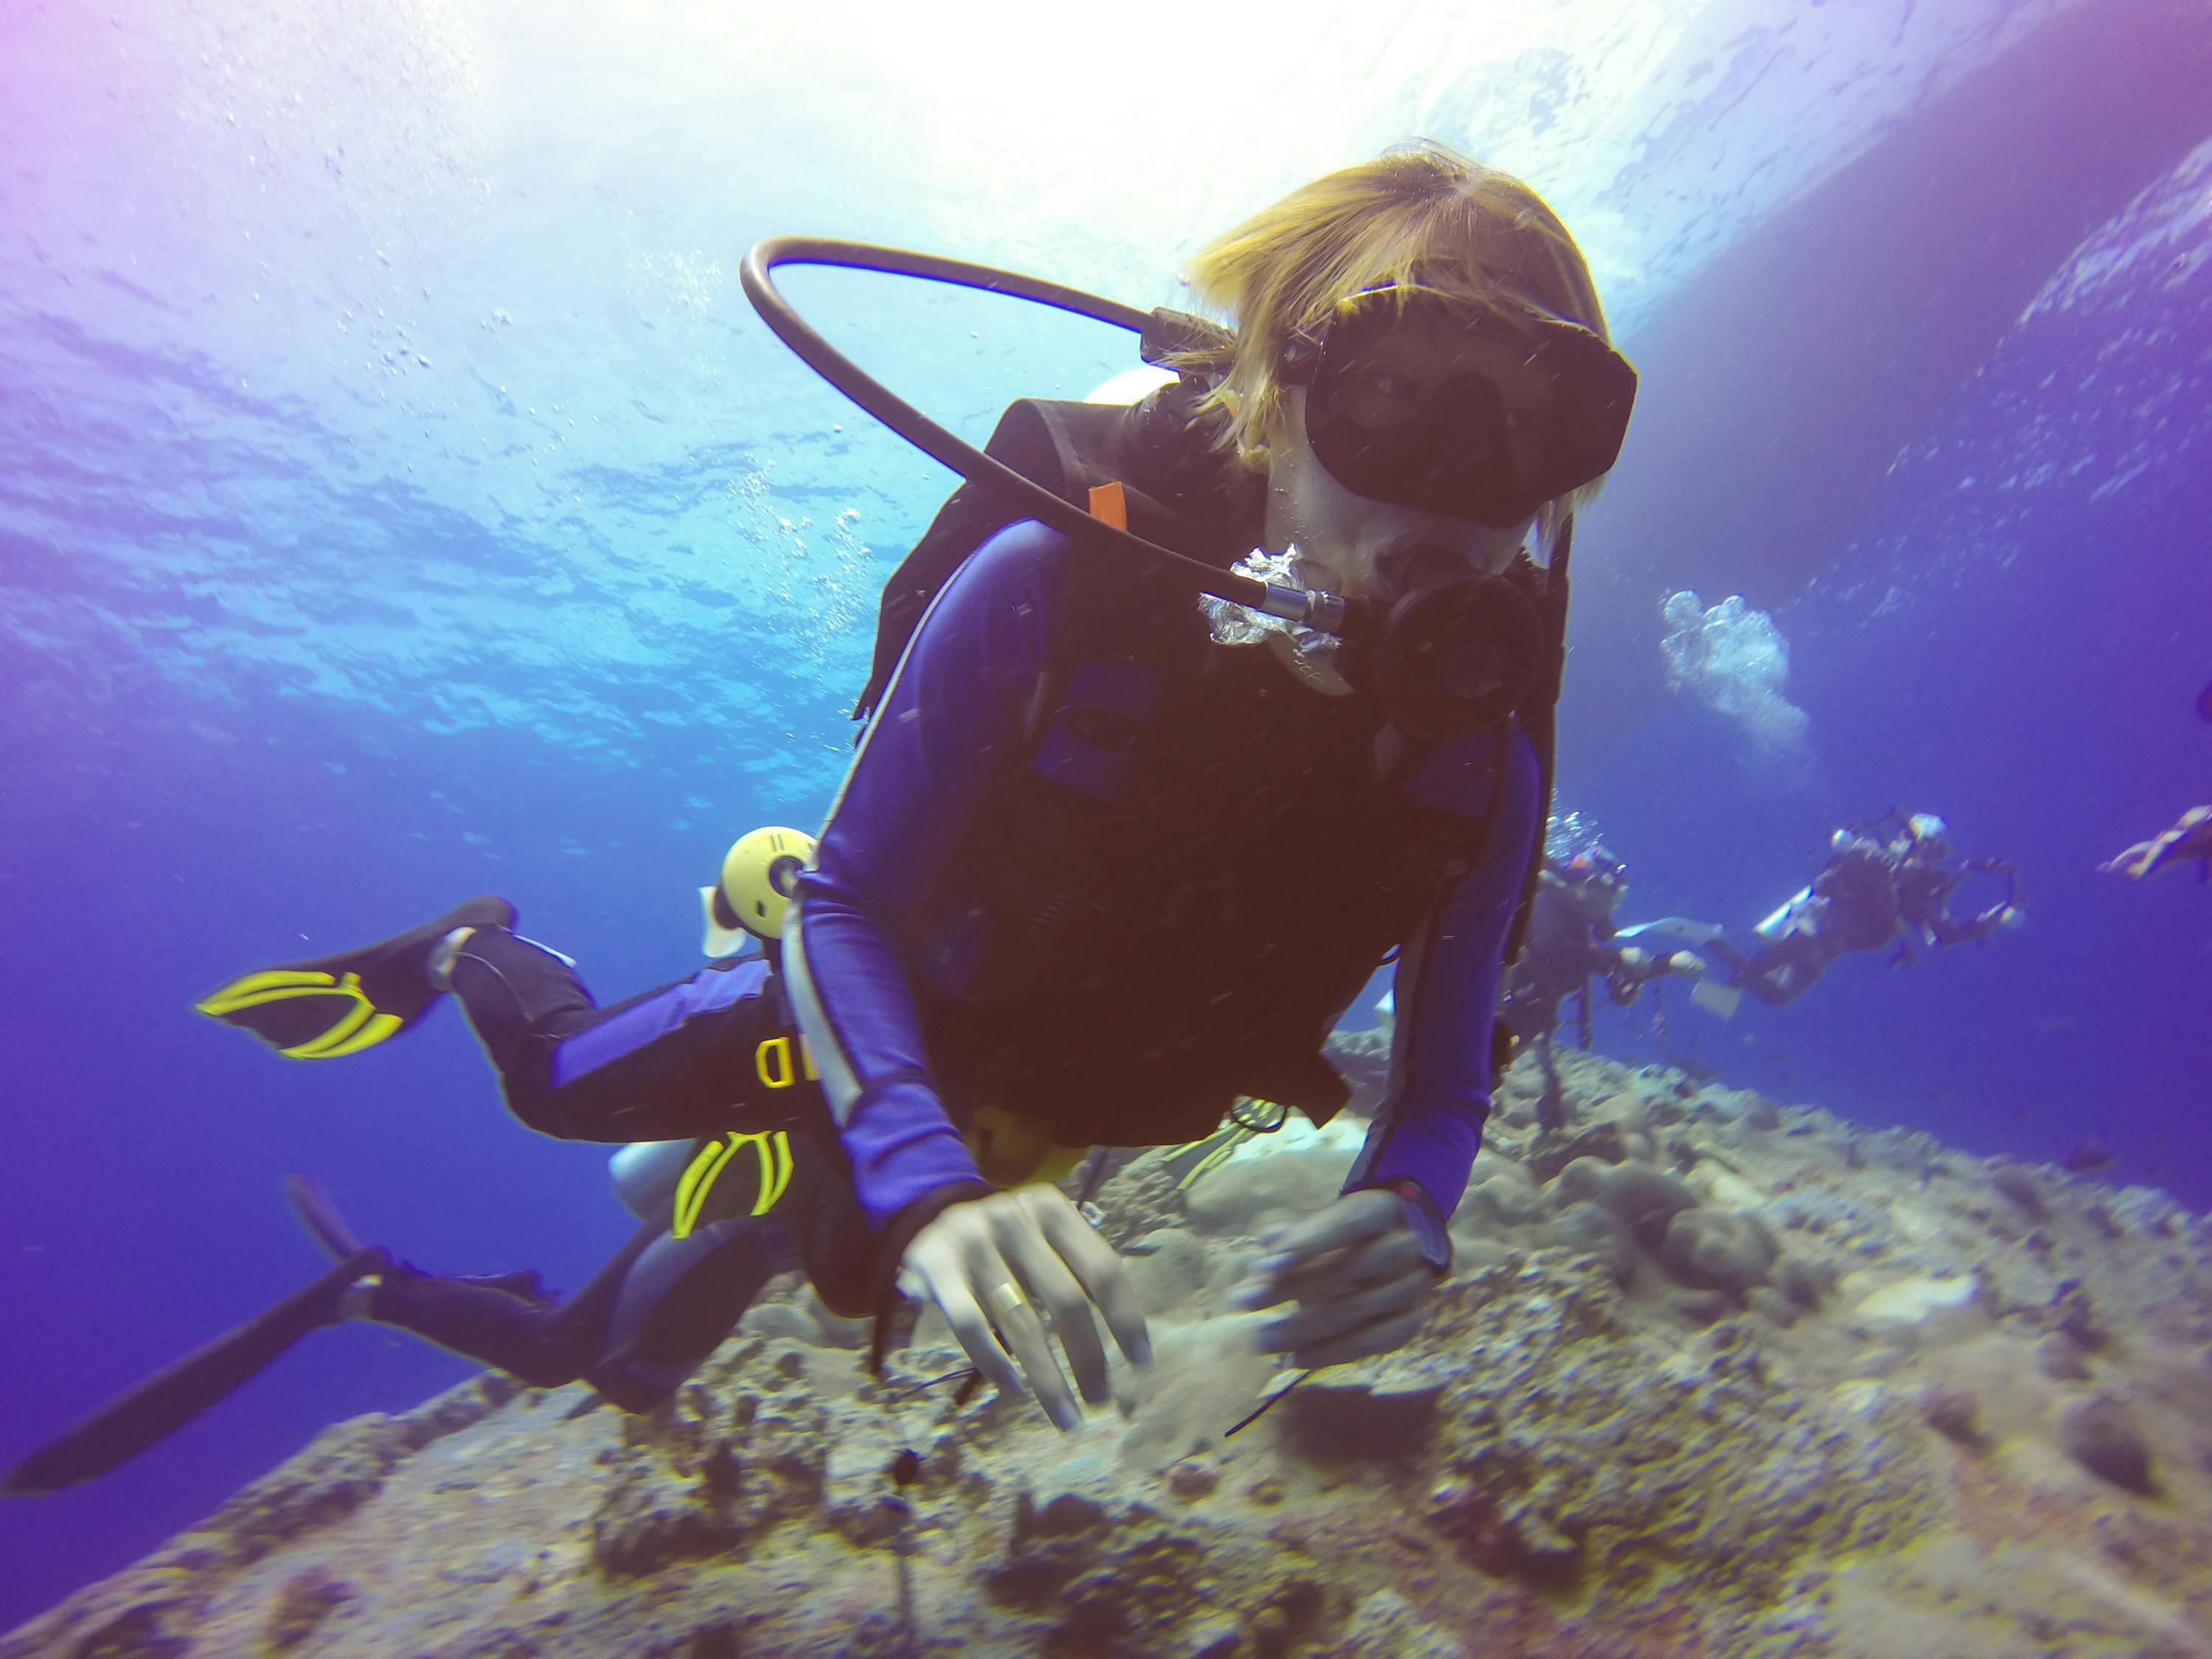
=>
[1177,141,1612,530]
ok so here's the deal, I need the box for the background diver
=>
[1710,810,2023,1010]
[133,145,1635,1441]
[2101,804,2212,882]
[1497,844,1718,1132]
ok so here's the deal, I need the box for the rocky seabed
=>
[10,1046,2212,1658]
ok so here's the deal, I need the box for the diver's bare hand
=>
[899,1184,1151,1431]
[1231,1188,1438,1367]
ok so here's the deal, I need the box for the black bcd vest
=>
[910,612,1514,1147]
[855,377,1567,1124]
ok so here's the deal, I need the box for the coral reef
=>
[10,1046,2212,1658]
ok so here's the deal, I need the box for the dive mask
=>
[1282,287,1637,527]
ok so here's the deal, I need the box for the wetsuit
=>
[1500,880,1683,1049]
[361,1214,793,1411]
[1500,877,1683,1129]
[785,520,1540,1304]
[1815,839,1906,953]
[1733,833,2015,1004]
[437,519,1537,1324]
[442,945,807,1143]
[434,933,880,1310]
[18,552,1544,1481]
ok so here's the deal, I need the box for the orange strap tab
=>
[1087,481,1128,530]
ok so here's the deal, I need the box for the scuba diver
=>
[182,142,1638,1439]
[2101,804,2212,881]
[4,839,846,1495]
[1499,846,1717,1132]
[1714,811,2022,1009]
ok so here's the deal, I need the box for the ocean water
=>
[2,0,2208,1630]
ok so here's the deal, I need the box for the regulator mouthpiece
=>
[1202,549,1352,676]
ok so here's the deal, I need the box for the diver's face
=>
[1263,385,1534,602]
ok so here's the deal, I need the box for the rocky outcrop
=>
[10,1048,2212,1658]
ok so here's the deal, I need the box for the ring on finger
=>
[985,1281,1029,1320]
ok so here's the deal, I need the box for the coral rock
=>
[1550,1157,1700,1247]
[1280,1375,1442,1461]
[1166,1460,1218,1501]
[1918,1385,1981,1444]
[1775,1254,1835,1309]
[2036,1332,2094,1381]
[1549,1198,1636,1283]
[2058,1396,2156,1492]
[1658,1208,1782,1295]
[1989,1163,2048,1218]
[1526,1121,1630,1185]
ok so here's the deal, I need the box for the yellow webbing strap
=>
[671,1130,795,1239]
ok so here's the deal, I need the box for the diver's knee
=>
[509,1355,588,1390]
[584,1364,689,1413]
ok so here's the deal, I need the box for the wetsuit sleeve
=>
[1342,722,1543,1231]
[785,521,1073,1262]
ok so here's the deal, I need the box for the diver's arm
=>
[1340,723,1544,1241]
[1603,945,1658,1002]
[1929,857,2021,945]
[786,522,1074,1259]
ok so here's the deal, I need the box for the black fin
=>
[285,1173,366,1260]
[2,1248,386,1496]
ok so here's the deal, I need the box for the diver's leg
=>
[446,931,801,1142]
[1534,1032,1568,1135]
[1733,955,1790,1006]
[436,926,602,1130]
[585,1220,801,1411]
[359,1224,663,1390]
[1733,935,1822,1007]
[383,1217,802,1416]
[638,1103,880,1325]
[1770,936,1834,1005]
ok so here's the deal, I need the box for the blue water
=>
[4,0,2209,1630]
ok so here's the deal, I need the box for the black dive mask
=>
[1283,288,1636,526]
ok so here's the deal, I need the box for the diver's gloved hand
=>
[1231,1187,1442,1368]
[898,1185,1152,1433]
[1669,951,1711,980]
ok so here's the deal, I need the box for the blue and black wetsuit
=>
[445,942,815,1142]
[787,518,1540,1304]
[443,518,1539,1324]
[439,932,878,1310]
[358,1210,793,1412]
